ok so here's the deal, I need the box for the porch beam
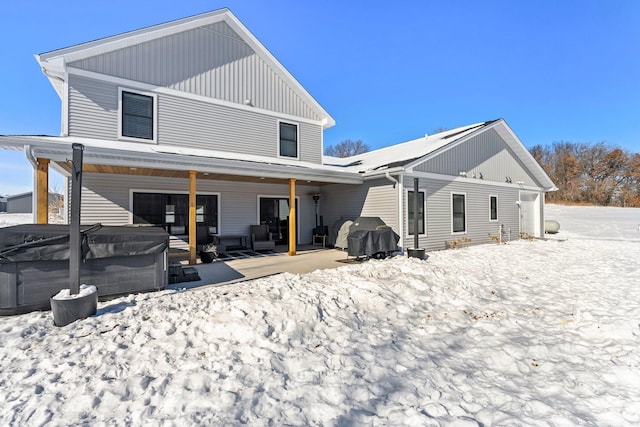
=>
[188,170,197,265]
[288,178,296,256]
[36,158,50,224]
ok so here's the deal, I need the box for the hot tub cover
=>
[0,224,168,263]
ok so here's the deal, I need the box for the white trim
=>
[451,192,467,235]
[118,87,158,144]
[69,67,326,128]
[61,71,69,136]
[518,190,541,238]
[399,170,544,192]
[489,194,499,222]
[406,188,427,237]
[37,9,335,128]
[128,188,221,233]
[256,194,301,243]
[403,119,557,192]
[277,120,300,160]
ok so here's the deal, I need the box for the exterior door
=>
[259,197,298,245]
[519,191,540,237]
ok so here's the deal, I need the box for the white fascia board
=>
[67,67,326,128]
[223,13,335,129]
[37,9,231,63]
[37,9,335,129]
[492,122,558,192]
[403,119,557,192]
[403,121,500,171]
[1,135,361,184]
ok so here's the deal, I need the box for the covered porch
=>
[0,136,362,265]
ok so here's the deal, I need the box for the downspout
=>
[25,145,38,222]
[384,171,404,252]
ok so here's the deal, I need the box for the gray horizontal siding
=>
[79,173,319,243]
[68,76,118,140]
[416,129,543,187]
[320,179,398,243]
[68,75,323,164]
[406,177,521,251]
[68,21,322,121]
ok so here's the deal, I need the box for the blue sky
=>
[1,0,639,195]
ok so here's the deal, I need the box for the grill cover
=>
[346,217,399,257]
[348,217,386,233]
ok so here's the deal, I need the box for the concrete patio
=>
[168,245,354,290]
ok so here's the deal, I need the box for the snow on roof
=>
[324,121,493,173]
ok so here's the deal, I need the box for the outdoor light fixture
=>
[312,194,321,227]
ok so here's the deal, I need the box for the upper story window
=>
[490,195,498,221]
[119,89,157,142]
[279,122,298,158]
[452,193,467,233]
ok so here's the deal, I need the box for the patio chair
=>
[250,224,276,251]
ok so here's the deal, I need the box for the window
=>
[490,196,498,221]
[452,193,466,233]
[133,192,218,233]
[408,191,425,235]
[279,122,298,158]
[121,90,155,141]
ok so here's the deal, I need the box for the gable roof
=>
[36,8,335,128]
[324,119,557,191]
[324,121,496,171]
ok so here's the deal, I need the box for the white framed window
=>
[118,88,158,143]
[407,190,426,235]
[451,193,467,234]
[489,195,498,221]
[278,121,299,159]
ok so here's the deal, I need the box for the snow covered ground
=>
[1,205,639,426]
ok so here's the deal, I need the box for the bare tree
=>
[530,141,640,207]
[324,139,370,158]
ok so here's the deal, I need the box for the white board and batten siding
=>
[78,173,320,244]
[68,21,322,123]
[405,177,522,251]
[67,75,323,164]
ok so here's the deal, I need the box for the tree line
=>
[530,142,640,207]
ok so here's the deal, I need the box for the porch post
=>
[36,158,50,224]
[288,178,296,256]
[188,170,197,265]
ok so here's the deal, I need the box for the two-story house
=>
[0,8,556,264]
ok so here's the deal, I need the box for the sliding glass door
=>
[259,197,298,245]
[133,192,218,241]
